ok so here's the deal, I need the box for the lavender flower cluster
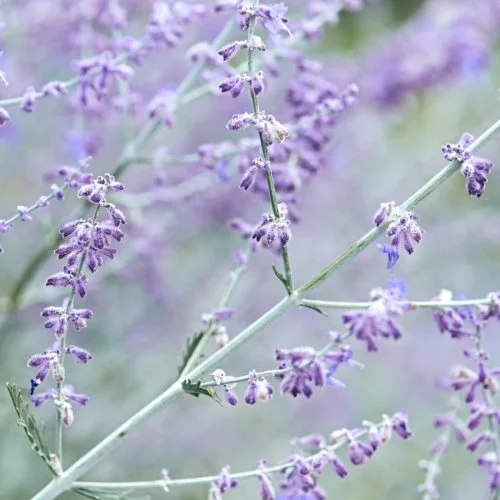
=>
[27,172,126,426]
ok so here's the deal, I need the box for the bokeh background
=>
[0,0,499,498]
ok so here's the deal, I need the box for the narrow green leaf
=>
[5,382,56,473]
[182,379,222,405]
[177,332,204,376]
[300,303,328,316]
[272,264,290,293]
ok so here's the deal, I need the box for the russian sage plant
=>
[1,1,500,499]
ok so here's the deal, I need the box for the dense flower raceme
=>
[27,173,126,424]
[434,345,500,494]
[342,278,412,352]
[441,132,494,197]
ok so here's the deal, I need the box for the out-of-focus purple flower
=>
[75,51,133,107]
[20,86,38,112]
[209,466,238,498]
[377,243,400,269]
[16,205,32,222]
[257,460,276,499]
[147,86,177,127]
[342,279,411,351]
[431,289,473,338]
[41,80,67,97]
[240,1,292,38]
[66,345,93,364]
[279,455,325,498]
[441,362,500,404]
[0,106,11,126]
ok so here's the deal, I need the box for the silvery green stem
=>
[54,205,101,466]
[32,118,500,500]
[298,117,500,295]
[247,0,294,293]
[179,247,251,379]
[301,298,494,310]
[418,428,450,500]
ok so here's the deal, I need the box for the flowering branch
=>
[71,413,408,497]
[32,115,500,500]
[6,20,235,312]
[244,0,294,293]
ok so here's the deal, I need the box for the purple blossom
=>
[377,243,399,269]
[209,466,238,498]
[0,106,10,125]
[385,209,423,256]
[27,344,61,395]
[147,87,177,127]
[77,173,124,205]
[442,132,494,197]
[252,202,291,247]
[275,343,361,398]
[342,279,411,351]
[431,289,473,338]
[279,455,325,499]
[16,205,32,222]
[20,86,38,112]
[240,2,292,38]
[441,132,474,162]
[257,460,276,499]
